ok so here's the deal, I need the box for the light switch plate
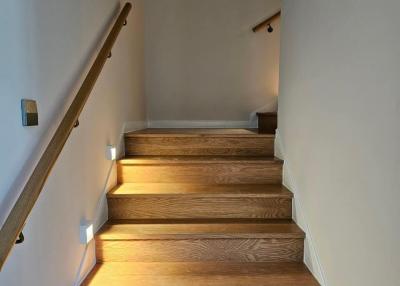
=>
[21,99,38,126]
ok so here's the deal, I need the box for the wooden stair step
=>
[96,220,304,263]
[117,156,283,184]
[97,219,304,239]
[82,262,320,286]
[97,219,304,240]
[108,183,292,196]
[126,128,267,136]
[257,112,277,134]
[118,155,282,164]
[125,128,275,156]
[107,184,293,219]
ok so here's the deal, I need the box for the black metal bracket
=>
[74,119,80,128]
[108,51,112,58]
[123,20,127,26]
[16,232,24,244]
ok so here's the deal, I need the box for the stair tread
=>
[108,183,292,197]
[118,155,282,165]
[97,219,305,240]
[125,128,274,138]
[82,262,319,286]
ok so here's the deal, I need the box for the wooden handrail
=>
[252,10,281,33]
[0,2,132,270]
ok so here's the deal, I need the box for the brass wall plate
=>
[21,99,38,126]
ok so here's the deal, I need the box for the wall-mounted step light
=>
[80,222,94,244]
[106,145,117,161]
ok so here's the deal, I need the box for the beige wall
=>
[0,0,145,285]
[144,0,281,126]
[279,1,400,285]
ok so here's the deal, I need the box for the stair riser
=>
[96,238,304,263]
[108,197,292,219]
[117,163,282,184]
[125,137,274,156]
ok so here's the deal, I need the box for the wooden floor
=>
[82,128,319,285]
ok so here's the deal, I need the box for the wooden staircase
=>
[83,128,319,285]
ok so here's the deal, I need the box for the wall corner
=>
[275,129,327,285]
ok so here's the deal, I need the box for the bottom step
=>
[82,262,320,286]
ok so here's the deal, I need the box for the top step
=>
[125,128,273,137]
[125,128,275,156]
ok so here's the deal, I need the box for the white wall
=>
[144,0,280,126]
[279,1,400,285]
[0,0,145,285]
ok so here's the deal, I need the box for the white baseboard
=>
[274,129,284,159]
[124,120,148,133]
[275,130,327,286]
[147,120,257,128]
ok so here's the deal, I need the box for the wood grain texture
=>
[97,220,305,240]
[117,157,282,184]
[108,184,292,219]
[96,221,304,262]
[82,262,319,286]
[0,3,132,270]
[108,197,291,219]
[108,183,293,197]
[84,261,317,276]
[96,238,304,263]
[125,136,275,156]
[125,128,275,156]
[118,156,282,164]
[125,128,269,136]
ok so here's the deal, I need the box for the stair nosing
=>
[125,134,275,138]
[124,129,275,138]
[96,234,304,240]
[118,156,283,165]
[107,184,293,198]
[107,193,293,198]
